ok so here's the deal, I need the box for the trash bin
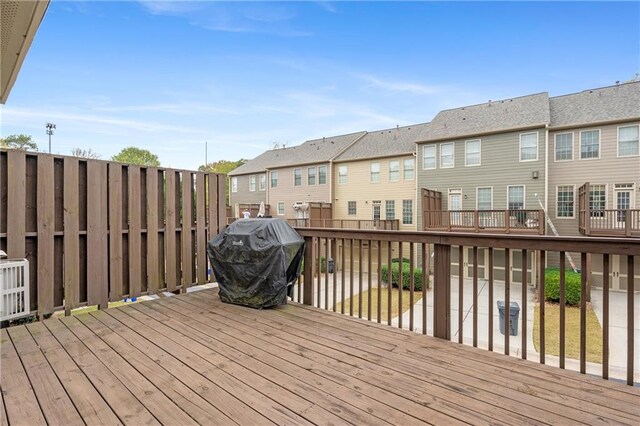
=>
[328,258,334,273]
[497,301,520,336]
[207,218,304,309]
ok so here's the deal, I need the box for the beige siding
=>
[333,155,417,231]
[548,121,640,237]
[268,163,331,219]
[229,173,267,206]
[416,128,547,231]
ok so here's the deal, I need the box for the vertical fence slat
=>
[580,252,587,374]
[128,166,142,298]
[86,161,108,309]
[458,245,463,344]
[37,156,55,317]
[422,243,427,334]
[559,251,566,369]
[196,172,206,285]
[7,150,26,259]
[409,242,415,332]
[63,158,80,314]
[602,253,609,379]
[504,248,510,355]
[181,172,193,289]
[488,247,494,351]
[521,249,527,359]
[217,174,226,234]
[433,244,450,340]
[332,238,337,312]
[367,240,372,321]
[472,246,478,347]
[627,255,634,386]
[108,164,123,302]
[325,238,330,311]
[340,238,345,314]
[539,250,546,364]
[349,239,354,316]
[206,174,218,283]
[358,240,363,319]
[316,237,321,308]
[147,169,159,294]
[378,240,383,324]
[165,171,177,292]
[387,241,392,326]
[303,236,313,305]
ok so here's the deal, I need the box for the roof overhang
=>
[1,0,49,104]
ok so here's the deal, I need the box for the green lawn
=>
[533,303,603,363]
[334,288,421,322]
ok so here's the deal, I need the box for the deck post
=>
[303,236,314,305]
[433,243,451,340]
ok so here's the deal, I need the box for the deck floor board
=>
[2,288,639,426]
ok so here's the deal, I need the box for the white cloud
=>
[355,73,446,95]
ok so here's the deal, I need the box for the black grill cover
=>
[207,218,305,308]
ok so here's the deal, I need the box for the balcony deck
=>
[2,288,639,426]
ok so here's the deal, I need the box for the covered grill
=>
[207,218,305,309]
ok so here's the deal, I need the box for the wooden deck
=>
[2,289,639,426]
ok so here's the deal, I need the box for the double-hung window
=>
[389,161,400,182]
[277,202,285,216]
[370,162,380,183]
[402,200,413,225]
[580,130,600,159]
[422,145,436,169]
[338,165,347,184]
[477,187,492,210]
[348,201,357,215]
[589,184,606,217]
[520,132,538,161]
[440,143,454,168]
[249,175,256,192]
[307,167,316,185]
[556,185,574,218]
[554,133,573,161]
[231,177,238,193]
[465,139,481,166]
[385,200,395,220]
[508,186,525,210]
[318,165,327,184]
[259,174,266,191]
[403,159,414,180]
[294,169,302,186]
[270,171,278,188]
[618,125,639,157]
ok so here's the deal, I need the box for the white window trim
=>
[554,132,574,162]
[277,202,285,216]
[259,174,266,191]
[440,142,455,169]
[249,175,256,192]
[389,160,400,182]
[617,125,640,158]
[422,145,436,170]
[293,168,302,186]
[506,185,526,209]
[579,129,601,160]
[476,186,493,210]
[403,158,415,180]
[270,171,278,188]
[555,184,576,219]
[465,139,481,167]
[307,166,316,185]
[589,183,608,211]
[338,165,347,185]
[519,132,539,162]
[370,162,380,183]
[231,177,238,193]
[318,165,327,185]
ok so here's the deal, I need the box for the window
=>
[277,202,285,216]
[249,175,256,192]
[318,165,327,184]
[465,139,481,166]
[520,132,538,161]
[618,125,639,157]
[370,162,380,183]
[259,174,266,191]
[507,186,525,210]
[372,201,381,220]
[307,167,316,185]
[556,185,574,218]
[580,130,600,159]
[348,201,356,215]
[402,200,413,225]
[231,177,237,193]
[440,143,454,168]
[294,168,302,186]
[338,165,347,184]
[385,200,395,220]
[589,184,606,216]
[270,171,278,188]
[422,145,436,169]
[403,159,414,180]
[477,187,493,210]
[554,133,573,161]
[389,161,400,182]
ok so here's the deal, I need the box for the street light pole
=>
[45,122,56,154]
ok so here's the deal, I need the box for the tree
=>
[199,159,247,204]
[71,147,101,159]
[111,147,160,166]
[0,134,38,151]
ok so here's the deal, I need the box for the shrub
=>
[544,267,581,305]
[381,261,429,291]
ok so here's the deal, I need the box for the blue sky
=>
[2,1,639,170]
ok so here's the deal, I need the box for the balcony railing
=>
[580,209,640,237]
[288,218,400,230]
[293,227,639,385]
[423,209,545,234]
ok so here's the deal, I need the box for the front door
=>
[614,184,634,225]
[449,189,462,226]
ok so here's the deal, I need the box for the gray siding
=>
[416,128,547,231]
[229,173,267,206]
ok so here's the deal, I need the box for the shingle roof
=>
[335,123,429,162]
[228,131,366,176]
[416,92,550,143]
[549,81,640,127]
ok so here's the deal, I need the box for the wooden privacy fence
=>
[0,149,226,317]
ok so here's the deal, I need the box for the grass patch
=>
[533,303,603,363]
[334,288,422,322]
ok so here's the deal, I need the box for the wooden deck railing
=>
[0,149,227,318]
[424,209,544,234]
[579,209,640,237]
[287,218,400,230]
[293,228,639,386]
